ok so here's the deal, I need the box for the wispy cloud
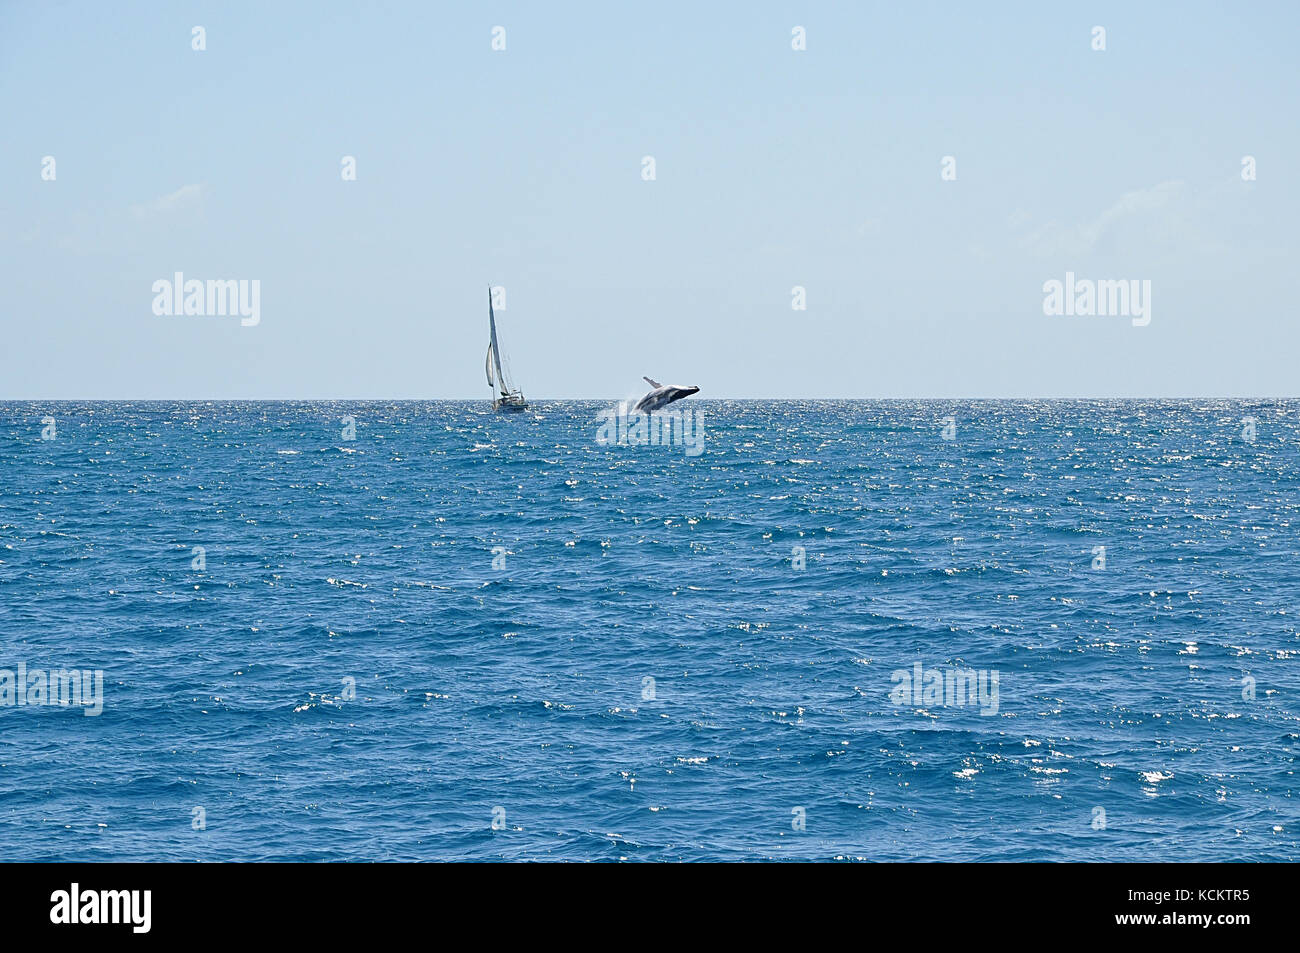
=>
[1022,180,1186,257]
[1077,180,1184,250]
[131,183,204,218]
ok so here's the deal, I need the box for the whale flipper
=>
[643,377,661,388]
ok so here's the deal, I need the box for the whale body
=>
[634,377,701,413]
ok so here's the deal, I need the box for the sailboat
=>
[485,287,528,412]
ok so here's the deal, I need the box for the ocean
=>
[1,400,1296,861]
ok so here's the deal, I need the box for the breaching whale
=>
[634,377,700,413]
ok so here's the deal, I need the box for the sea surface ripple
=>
[0,400,1296,861]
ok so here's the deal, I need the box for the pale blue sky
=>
[2,1,1297,398]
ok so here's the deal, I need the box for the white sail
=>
[487,290,511,397]
[486,287,527,410]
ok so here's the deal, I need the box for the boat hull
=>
[493,395,529,412]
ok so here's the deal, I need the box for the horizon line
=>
[3,396,1296,403]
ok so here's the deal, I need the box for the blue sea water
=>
[0,400,1296,862]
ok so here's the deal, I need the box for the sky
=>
[2,1,1298,399]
